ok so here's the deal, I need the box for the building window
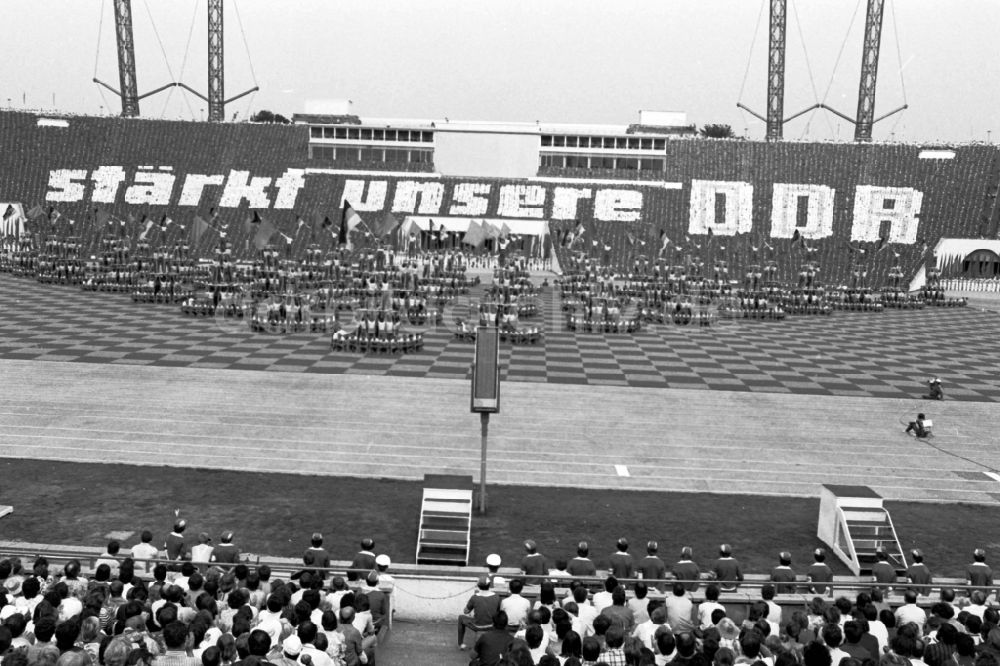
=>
[640,138,652,150]
[564,136,578,148]
[618,157,639,170]
[335,127,347,139]
[310,127,322,138]
[642,158,665,171]
[373,129,384,141]
[310,145,334,160]
[541,135,553,147]
[322,127,335,139]
[360,147,382,161]
[654,139,666,150]
[347,128,360,140]
[603,137,615,149]
[553,135,565,147]
[422,131,434,142]
[627,138,640,150]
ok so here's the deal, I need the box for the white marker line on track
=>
[615,465,630,477]
[984,472,1000,484]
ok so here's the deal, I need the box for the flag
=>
[481,221,500,239]
[658,230,671,255]
[26,205,44,220]
[791,229,803,247]
[244,210,262,234]
[2,205,13,221]
[499,222,512,240]
[376,211,400,238]
[340,201,362,248]
[707,227,714,239]
[138,217,156,241]
[296,215,309,232]
[875,234,890,253]
[191,215,212,244]
[279,232,293,245]
[342,201,362,231]
[159,214,171,231]
[321,215,333,231]
[254,219,277,250]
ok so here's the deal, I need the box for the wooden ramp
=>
[416,474,473,566]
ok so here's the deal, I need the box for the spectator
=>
[966,550,994,597]
[593,577,618,614]
[190,534,213,572]
[871,549,897,593]
[337,607,367,666]
[567,543,597,578]
[637,542,667,592]
[633,606,669,653]
[628,582,650,625]
[807,549,833,596]
[559,630,583,662]
[822,623,848,665]
[760,585,782,625]
[520,541,547,583]
[609,539,635,580]
[470,611,513,666]
[501,579,531,631]
[841,620,872,661]
[895,591,927,627]
[95,542,121,579]
[712,545,743,593]
[153,621,199,666]
[770,553,796,595]
[210,532,240,571]
[303,533,331,580]
[459,575,500,650]
[165,521,188,562]
[907,550,933,596]
[599,586,635,634]
[665,583,695,633]
[349,540,376,582]
[699,585,725,629]
[374,555,394,593]
[599,625,627,666]
[673,548,701,593]
[534,581,559,614]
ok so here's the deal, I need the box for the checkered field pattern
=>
[1,274,999,402]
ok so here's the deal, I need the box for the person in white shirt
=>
[500,579,532,630]
[633,606,671,652]
[664,582,695,633]
[628,582,651,626]
[94,541,121,580]
[569,585,597,635]
[592,577,617,614]
[698,584,726,629]
[190,533,214,572]
[895,590,928,627]
[131,530,160,574]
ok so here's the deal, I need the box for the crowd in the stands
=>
[0,522,395,666]
[456,540,999,666]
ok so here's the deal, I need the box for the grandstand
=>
[2,109,1000,286]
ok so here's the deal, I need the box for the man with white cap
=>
[375,554,395,592]
[770,552,797,595]
[273,635,302,666]
[609,538,635,580]
[672,547,701,593]
[520,540,547,583]
[712,544,743,593]
[637,541,667,591]
[485,554,506,589]
[907,549,932,596]
[807,549,833,596]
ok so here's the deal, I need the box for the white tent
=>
[0,203,25,238]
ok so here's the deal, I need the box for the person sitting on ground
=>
[905,413,931,438]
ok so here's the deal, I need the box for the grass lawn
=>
[0,458,996,578]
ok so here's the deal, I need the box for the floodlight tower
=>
[114,0,140,117]
[207,0,225,122]
[766,0,787,141]
[854,0,885,141]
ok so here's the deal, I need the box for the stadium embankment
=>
[2,110,999,285]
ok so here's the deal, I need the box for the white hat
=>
[375,554,391,567]
[486,553,501,567]
[282,635,303,657]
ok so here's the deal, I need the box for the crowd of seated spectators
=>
[458,540,1000,666]
[0,526,398,666]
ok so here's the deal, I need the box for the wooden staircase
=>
[416,475,473,566]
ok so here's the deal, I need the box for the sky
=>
[2,0,998,144]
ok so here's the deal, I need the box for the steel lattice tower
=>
[854,0,885,142]
[766,0,787,141]
[207,0,224,122]
[113,0,140,117]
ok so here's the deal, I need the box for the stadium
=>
[1,1,1000,665]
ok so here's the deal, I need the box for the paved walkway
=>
[2,358,998,504]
